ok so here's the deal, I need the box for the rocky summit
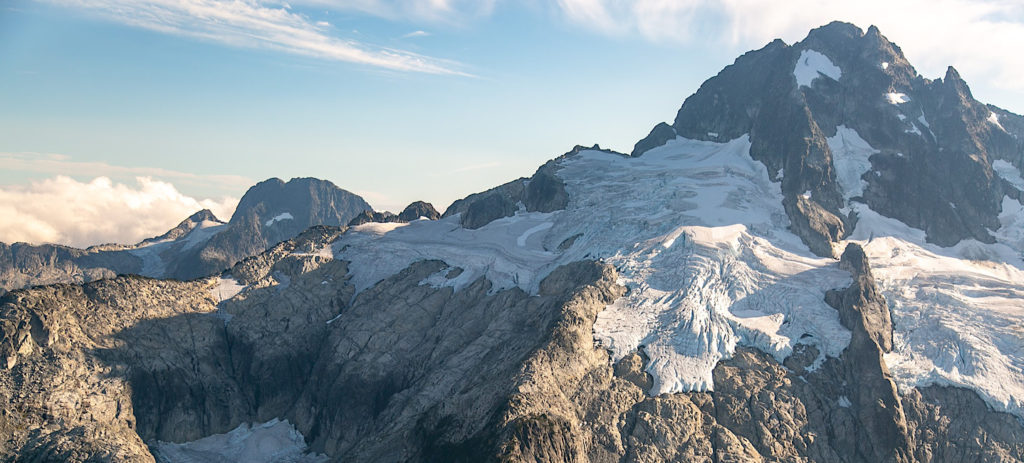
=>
[2,22,1024,462]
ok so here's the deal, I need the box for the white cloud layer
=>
[0,152,254,195]
[46,0,470,75]
[0,176,238,248]
[554,0,1024,92]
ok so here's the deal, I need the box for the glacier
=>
[320,132,1024,418]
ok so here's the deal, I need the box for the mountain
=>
[0,209,224,296]
[166,177,374,279]
[0,177,374,294]
[2,22,1024,462]
[633,21,1024,256]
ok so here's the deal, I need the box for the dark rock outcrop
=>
[346,201,441,226]
[825,243,910,462]
[444,153,577,229]
[398,201,441,222]
[346,210,398,226]
[634,21,1023,254]
[187,178,371,277]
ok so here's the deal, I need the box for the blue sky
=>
[2,0,1024,246]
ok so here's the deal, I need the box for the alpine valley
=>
[2,22,1023,462]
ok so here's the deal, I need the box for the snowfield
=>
[128,220,226,277]
[329,133,1024,418]
[333,135,853,395]
[153,419,326,463]
[844,203,1024,418]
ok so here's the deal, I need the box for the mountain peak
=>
[633,21,1019,253]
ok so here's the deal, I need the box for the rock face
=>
[634,21,1024,255]
[442,146,592,228]
[187,178,371,278]
[2,233,1021,462]
[346,201,441,226]
[0,178,373,293]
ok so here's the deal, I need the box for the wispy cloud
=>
[292,0,498,25]
[45,0,471,75]
[401,29,430,38]
[0,176,238,247]
[0,151,254,194]
[553,0,1024,92]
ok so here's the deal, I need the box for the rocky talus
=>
[2,228,1021,462]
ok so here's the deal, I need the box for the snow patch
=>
[828,125,878,201]
[989,112,1006,131]
[517,222,553,247]
[881,62,890,70]
[127,220,226,277]
[838,396,852,408]
[337,213,557,294]
[153,418,326,463]
[993,196,1024,252]
[265,212,294,227]
[794,49,842,87]
[211,276,246,303]
[886,92,910,104]
[993,159,1024,191]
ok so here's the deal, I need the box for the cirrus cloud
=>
[0,176,238,248]
[44,0,472,75]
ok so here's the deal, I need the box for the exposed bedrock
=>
[2,237,1022,462]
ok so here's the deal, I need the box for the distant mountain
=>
[2,22,1023,463]
[169,177,373,279]
[0,177,373,293]
[0,209,224,295]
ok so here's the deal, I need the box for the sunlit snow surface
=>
[794,49,842,87]
[994,159,1024,191]
[330,134,1024,418]
[828,125,877,201]
[128,220,226,277]
[334,135,852,395]
[886,92,911,104]
[153,419,326,463]
[265,212,295,227]
[845,203,1024,417]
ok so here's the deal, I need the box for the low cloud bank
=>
[0,176,238,248]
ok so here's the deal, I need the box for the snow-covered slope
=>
[842,203,1024,417]
[153,419,326,463]
[326,132,1024,419]
[128,219,227,277]
[331,135,853,395]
